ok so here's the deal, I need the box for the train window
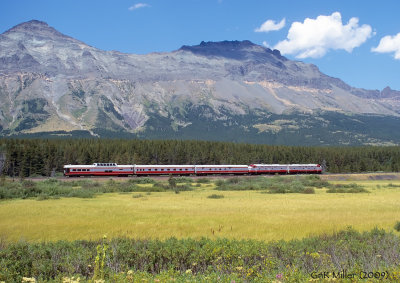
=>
[179,169,182,171]
[161,169,164,171]
[77,169,81,172]
[155,169,158,171]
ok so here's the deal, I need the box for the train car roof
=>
[134,165,195,168]
[64,164,132,168]
[251,164,320,166]
[195,165,248,168]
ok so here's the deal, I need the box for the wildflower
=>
[276,273,283,280]
[310,252,320,259]
[235,266,243,271]
[22,278,36,283]
[185,269,192,274]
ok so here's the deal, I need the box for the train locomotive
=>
[63,163,322,177]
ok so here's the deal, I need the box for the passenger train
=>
[63,163,322,177]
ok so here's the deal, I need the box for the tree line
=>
[0,138,399,177]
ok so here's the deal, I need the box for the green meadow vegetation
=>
[2,229,400,282]
[1,175,400,281]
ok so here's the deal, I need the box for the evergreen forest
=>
[0,138,399,177]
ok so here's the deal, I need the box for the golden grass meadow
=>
[1,176,400,243]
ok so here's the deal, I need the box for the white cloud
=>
[129,3,150,11]
[262,41,270,48]
[255,18,286,33]
[372,33,400,59]
[274,12,373,58]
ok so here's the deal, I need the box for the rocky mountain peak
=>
[179,40,286,61]
[4,20,69,40]
[381,86,400,98]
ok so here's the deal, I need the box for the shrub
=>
[302,187,315,194]
[207,194,224,199]
[196,178,210,184]
[168,176,177,188]
[327,183,368,193]
[128,178,156,184]
[174,177,194,183]
[227,177,240,184]
[395,221,400,232]
[387,183,400,188]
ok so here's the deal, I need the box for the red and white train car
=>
[64,163,134,177]
[249,164,322,174]
[134,165,195,175]
[287,164,322,174]
[195,165,249,175]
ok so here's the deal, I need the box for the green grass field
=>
[1,177,400,242]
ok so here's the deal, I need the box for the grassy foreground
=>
[0,177,400,242]
[2,176,400,282]
[1,229,400,282]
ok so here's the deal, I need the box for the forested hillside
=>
[0,139,399,177]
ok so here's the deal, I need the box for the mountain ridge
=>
[0,20,399,145]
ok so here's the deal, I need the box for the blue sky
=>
[1,0,400,90]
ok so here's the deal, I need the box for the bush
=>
[173,177,194,183]
[207,194,224,199]
[395,221,400,232]
[196,178,210,183]
[215,176,323,194]
[302,187,315,194]
[387,183,400,188]
[327,183,368,193]
[128,178,156,184]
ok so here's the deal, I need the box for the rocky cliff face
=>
[0,20,399,145]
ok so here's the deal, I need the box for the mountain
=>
[1,20,400,145]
